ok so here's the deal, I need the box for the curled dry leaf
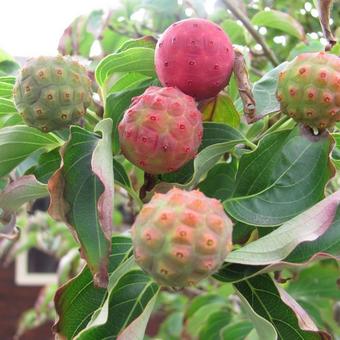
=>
[232,48,257,123]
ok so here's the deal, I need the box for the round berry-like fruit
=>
[13,56,92,132]
[155,18,235,100]
[131,188,233,288]
[276,52,340,130]
[118,86,203,174]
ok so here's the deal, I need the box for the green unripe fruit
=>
[131,188,233,288]
[276,52,340,130]
[13,56,92,132]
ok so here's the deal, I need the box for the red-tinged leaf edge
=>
[91,119,114,240]
[48,120,114,288]
[225,189,340,266]
[277,285,331,339]
[117,293,159,340]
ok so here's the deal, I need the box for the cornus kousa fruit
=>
[276,52,340,130]
[118,86,203,174]
[131,188,233,288]
[13,56,92,132]
[155,18,235,100]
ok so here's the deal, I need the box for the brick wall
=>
[0,263,53,340]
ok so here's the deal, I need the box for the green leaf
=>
[48,119,114,287]
[214,263,266,283]
[200,122,244,150]
[107,72,152,95]
[198,160,237,201]
[187,302,227,338]
[0,125,60,177]
[58,11,102,57]
[75,270,159,339]
[96,48,156,88]
[251,9,305,40]
[113,158,141,206]
[220,321,253,340]
[116,36,157,53]
[221,19,246,45]
[331,132,340,169]
[198,309,232,340]
[0,76,16,85]
[287,263,340,301]
[235,274,329,339]
[200,94,241,128]
[105,81,153,154]
[161,123,245,190]
[0,49,19,76]
[251,62,287,117]
[187,294,226,319]
[30,148,61,183]
[225,190,340,265]
[54,236,133,339]
[284,205,340,264]
[0,98,17,115]
[225,127,334,226]
[0,175,48,214]
[0,80,14,99]
[288,39,324,60]
[236,287,277,340]
[215,201,340,284]
[158,311,184,340]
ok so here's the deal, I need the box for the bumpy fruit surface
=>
[155,18,234,100]
[131,188,233,288]
[13,56,92,132]
[118,86,203,174]
[276,52,340,130]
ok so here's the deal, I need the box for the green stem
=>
[254,116,291,142]
[245,139,257,150]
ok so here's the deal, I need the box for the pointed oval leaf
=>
[251,10,305,40]
[0,175,47,214]
[235,275,330,339]
[225,190,340,265]
[54,236,133,339]
[96,47,156,87]
[75,270,159,339]
[225,127,335,226]
[0,125,60,177]
[0,98,16,115]
[48,120,113,287]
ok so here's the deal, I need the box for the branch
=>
[317,0,337,51]
[223,0,279,66]
[233,48,257,124]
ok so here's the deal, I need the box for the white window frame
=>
[15,249,57,286]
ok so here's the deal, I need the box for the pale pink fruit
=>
[131,188,233,288]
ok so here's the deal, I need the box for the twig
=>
[317,0,337,51]
[233,48,257,123]
[223,0,279,66]
[139,173,158,201]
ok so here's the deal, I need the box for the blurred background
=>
[0,0,339,339]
